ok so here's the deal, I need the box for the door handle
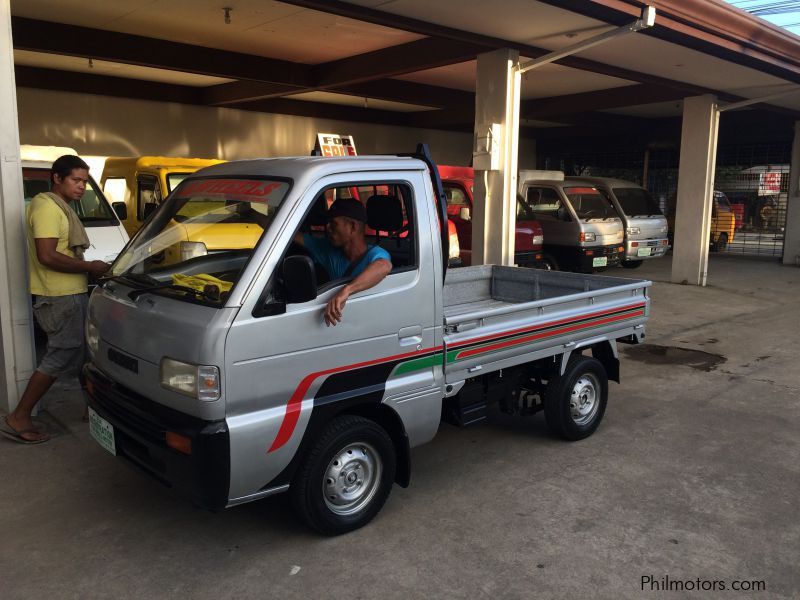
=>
[398,325,423,346]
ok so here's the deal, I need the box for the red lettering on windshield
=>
[177,179,284,201]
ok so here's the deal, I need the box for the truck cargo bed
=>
[442,265,650,381]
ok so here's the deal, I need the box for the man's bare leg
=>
[6,371,56,441]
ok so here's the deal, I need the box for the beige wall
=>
[16,87,475,165]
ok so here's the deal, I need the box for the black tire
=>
[621,260,643,269]
[544,356,608,441]
[290,415,396,535]
[542,255,559,271]
[714,232,728,252]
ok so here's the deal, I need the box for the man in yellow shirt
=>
[1,155,109,443]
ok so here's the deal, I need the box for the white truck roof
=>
[20,144,79,165]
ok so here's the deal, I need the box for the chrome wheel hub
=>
[569,373,600,425]
[323,442,382,516]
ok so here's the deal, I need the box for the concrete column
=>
[671,95,719,286]
[782,121,800,266]
[0,4,36,412]
[472,48,520,266]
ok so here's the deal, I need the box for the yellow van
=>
[666,190,736,251]
[102,156,265,264]
[102,156,225,237]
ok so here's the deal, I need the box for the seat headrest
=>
[307,193,329,227]
[366,195,403,232]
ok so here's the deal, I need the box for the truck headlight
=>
[579,232,596,242]
[627,227,640,235]
[86,320,99,356]
[180,241,208,261]
[532,234,544,246]
[160,357,220,401]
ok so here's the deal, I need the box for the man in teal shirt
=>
[297,198,391,326]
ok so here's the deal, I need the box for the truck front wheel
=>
[544,356,608,440]
[291,415,396,535]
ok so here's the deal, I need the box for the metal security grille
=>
[713,144,791,257]
[540,142,791,258]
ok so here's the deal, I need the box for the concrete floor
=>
[2,254,798,599]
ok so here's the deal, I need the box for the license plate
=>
[592,257,608,267]
[89,408,116,456]
[637,247,653,257]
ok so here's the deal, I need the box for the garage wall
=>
[16,88,476,166]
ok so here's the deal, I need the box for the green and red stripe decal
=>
[267,301,645,452]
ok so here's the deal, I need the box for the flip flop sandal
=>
[1,417,50,444]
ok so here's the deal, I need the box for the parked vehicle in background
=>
[21,145,128,263]
[666,190,736,251]
[84,146,650,535]
[440,166,544,268]
[569,177,669,269]
[101,156,270,265]
[101,156,225,237]
[518,171,625,272]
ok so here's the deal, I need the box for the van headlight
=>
[180,241,208,261]
[160,357,220,401]
[627,227,640,235]
[86,320,99,355]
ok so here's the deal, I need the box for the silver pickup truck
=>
[84,146,650,535]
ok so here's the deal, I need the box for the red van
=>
[440,166,545,268]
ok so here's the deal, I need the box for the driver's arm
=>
[324,258,391,326]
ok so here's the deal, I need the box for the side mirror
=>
[142,202,158,220]
[283,255,317,303]
[459,206,471,221]
[557,206,568,221]
[112,202,128,221]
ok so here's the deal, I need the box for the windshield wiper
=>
[98,272,159,287]
[128,283,216,302]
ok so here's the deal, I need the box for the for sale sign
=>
[758,172,781,195]
[315,134,357,157]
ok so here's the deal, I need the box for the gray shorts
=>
[33,294,88,379]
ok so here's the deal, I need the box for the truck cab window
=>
[137,174,163,220]
[297,182,417,290]
[527,187,566,221]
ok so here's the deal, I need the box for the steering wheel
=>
[286,241,330,285]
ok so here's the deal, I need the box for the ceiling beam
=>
[12,65,430,130]
[14,66,205,105]
[11,17,313,87]
[277,0,720,95]
[313,38,480,87]
[521,84,688,118]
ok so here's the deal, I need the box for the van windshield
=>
[110,177,291,306]
[167,172,192,193]
[564,186,618,220]
[613,187,663,217]
[23,168,119,227]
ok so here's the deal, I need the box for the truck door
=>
[223,171,443,502]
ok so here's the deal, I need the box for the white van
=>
[21,145,129,263]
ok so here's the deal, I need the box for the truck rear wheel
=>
[621,259,643,269]
[542,255,559,271]
[544,356,608,440]
[291,415,396,535]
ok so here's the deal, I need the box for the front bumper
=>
[578,244,623,271]
[625,238,669,261]
[84,363,230,511]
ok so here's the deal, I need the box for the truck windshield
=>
[613,187,663,217]
[110,177,291,306]
[564,186,618,220]
[23,167,119,226]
